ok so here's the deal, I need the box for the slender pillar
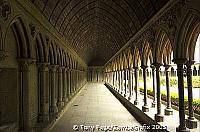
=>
[131,69,134,96]
[174,59,189,132]
[128,68,132,100]
[185,60,198,129]
[118,70,121,93]
[63,68,68,104]
[150,65,156,108]
[67,69,71,100]
[121,70,124,94]
[37,63,50,122]
[113,71,115,87]
[141,65,149,112]
[124,69,127,97]
[134,67,139,105]
[18,59,35,131]
[115,71,118,90]
[71,70,74,95]
[115,71,118,89]
[154,63,164,122]
[57,67,65,111]
[164,64,173,115]
[49,65,58,117]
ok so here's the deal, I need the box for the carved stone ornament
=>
[0,0,11,20]
[29,24,37,38]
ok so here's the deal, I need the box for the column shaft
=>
[49,65,58,117]
[128,68,132,100]
[141,65,149,112]
[186,60,197,129]
[164,65,173,115]
[154,63,164,122]
[38,63,49,122]
[57,67,64,110]
[134,67,139,105]
[151,65,156,107]
[174,59,189,132]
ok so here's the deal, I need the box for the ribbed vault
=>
[30,0,168,66]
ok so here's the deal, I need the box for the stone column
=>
[37,63,50,122]
[124,69,127,97]
[18,59,35,131]
[115,71,118,90]
[174,59,189,132]
[67,69,71,99]
[134,67,139,105]
[113,71,115,87]
[164,64,173,115]
[49,65,58,117]
[131,69,134,96]
[154,63,164,122]
[70,70,74,95]
[63,67,68,104]
[118,70,121,93]
[185,60,198,129]
[57,67,65,111]
[75,70,77,91]
[121,70,124,95]
[150,65,156,108]
[128,68,132,100]
[141,65,149,112]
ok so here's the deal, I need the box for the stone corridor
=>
[1,0,200,132]
[49,83,145,132]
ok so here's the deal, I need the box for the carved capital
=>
[0,0,11,20]
[172,58,187,65]
[140,65,148,70]
[152,62,163,69]
[37,62,50,72]
[18,58,36,71]
[49,65,59,72]
[164,64,171,71]
[185,60,195,66]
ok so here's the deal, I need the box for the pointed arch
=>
[174,10,200,60]
[10,17,32,58]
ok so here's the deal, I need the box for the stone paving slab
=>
[50,83,146,132]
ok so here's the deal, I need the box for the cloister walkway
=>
[49,83,145,132]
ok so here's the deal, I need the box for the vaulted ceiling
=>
[29,0,168,66]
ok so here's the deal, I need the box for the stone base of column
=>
[155,114,164,122]
[67,94,72,100]
[58,101,65,109]
[134,100,139,105]
[64,98,69,105]
[186,118,198,129]
[49,106,58,114]
[124,94,126,97]
[151,101,156,108]
[142,105,149,112]
[128,96,131,100]
[49,106,58,119]
[176,126,190,132]
[38,114,49,123]
[164,108,173,115]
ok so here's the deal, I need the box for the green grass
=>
[139,88,200,115]
[138,76,200,88]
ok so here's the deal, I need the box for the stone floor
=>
[50,83,146,132]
